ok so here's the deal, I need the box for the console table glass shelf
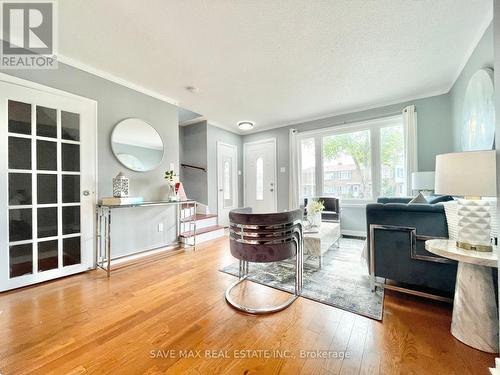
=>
[96,200,198,277]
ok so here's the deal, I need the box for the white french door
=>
[217,142,238,226]
[244,138,277,212]
[0,78,97,292]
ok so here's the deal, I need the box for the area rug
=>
[220,237,384,320]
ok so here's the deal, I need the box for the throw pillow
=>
[409,192,427,204]
[441,200,458,240]
[427,195,454,204]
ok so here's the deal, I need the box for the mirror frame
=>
[110,118,164,172]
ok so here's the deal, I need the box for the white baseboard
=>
[341,229,367,238]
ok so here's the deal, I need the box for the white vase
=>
[310,212,322,227]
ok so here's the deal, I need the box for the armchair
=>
[366,196,458,298]
[304,197,340,222]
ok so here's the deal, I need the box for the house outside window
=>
[298,115,408,203]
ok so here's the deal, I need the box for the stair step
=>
[180,213,218,223]
[180,225,225,238]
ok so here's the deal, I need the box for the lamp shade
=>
[435,150,496,197]
[411,171,435,190]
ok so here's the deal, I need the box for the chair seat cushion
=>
[230,241,297,263]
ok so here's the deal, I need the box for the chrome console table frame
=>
[96,200,198,277]
[225,219,304,314]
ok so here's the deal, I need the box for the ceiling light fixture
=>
[185,86,200,94]
[238,121,254,131]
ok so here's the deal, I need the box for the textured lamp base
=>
[457,199,492,252]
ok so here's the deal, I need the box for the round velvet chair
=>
[225,208,303,314]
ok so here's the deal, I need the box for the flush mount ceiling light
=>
[185,85,200,93]
[237,121,254,131]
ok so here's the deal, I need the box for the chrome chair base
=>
[225,275,299,314]
[225,257,302,315]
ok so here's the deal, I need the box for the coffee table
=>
[304,222,341,268]
[425,239,498,353]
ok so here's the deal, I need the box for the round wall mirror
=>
[111,118,164,172]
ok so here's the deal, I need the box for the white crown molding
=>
[58,54,180,106]
[179,116,207,126]
[245,87,449,135]
[59,55,244,135]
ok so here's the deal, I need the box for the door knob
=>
[219,189,223,192]
[270,189,274,192]
[83,190,91,196]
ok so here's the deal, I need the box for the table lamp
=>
[435,150,496,252]
[411,171,435,196]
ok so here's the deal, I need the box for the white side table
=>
[425,239,498,353]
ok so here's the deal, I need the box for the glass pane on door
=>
[223,158,233,208]
[36,106,57,138]
[7,101,83,280]
[8,100,31,135]
[38,240,58,272]
[9,243,33,278]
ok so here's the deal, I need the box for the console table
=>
[425,239,498,353]
[96,200,198,277]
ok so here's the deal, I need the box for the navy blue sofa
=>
[366,196,458,295]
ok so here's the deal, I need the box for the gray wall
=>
[179,121,208,205]
[242,94,453,234]
[2,63,179,257]
[206,124,244,214]
[450,23,494,151]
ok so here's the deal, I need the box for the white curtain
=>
[289,128,300,209]
[403,105,418,195]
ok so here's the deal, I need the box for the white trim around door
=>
[216,141,238,226]
[243,138,277,212]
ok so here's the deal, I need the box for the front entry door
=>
[217,142,238,226]
[0,78,97,292]
[244,139,277,212]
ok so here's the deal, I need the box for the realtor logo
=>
[1,1,57,69]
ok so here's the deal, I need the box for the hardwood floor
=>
[0,236,496,374]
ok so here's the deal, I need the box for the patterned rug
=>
[220,237,384,320]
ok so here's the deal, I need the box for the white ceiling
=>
[59,0,492,134]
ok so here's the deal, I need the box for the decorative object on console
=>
[112,172,129,197]
[306,199,324,227]
[435,150,496,252]
[411,171,435,196]
[164,169,179,201]
[461,68,495,152]
[175,182,187,201]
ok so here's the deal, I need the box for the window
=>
[256,157,264,200]
[298,116,407,202]
[322,130,371,199]
[300,138,315,197]
[380,125,406,197]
